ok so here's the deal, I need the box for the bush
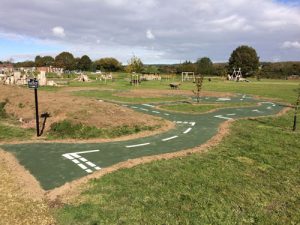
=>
[48,120,158,139]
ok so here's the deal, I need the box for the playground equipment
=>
[140,73,161,81]
[98,73,113,84]
[182,72,195,82]
[130,73,140,86]
[228,68,242,81]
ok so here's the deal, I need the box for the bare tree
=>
[193,74,204,103]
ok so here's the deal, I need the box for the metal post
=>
[34,87,40,136]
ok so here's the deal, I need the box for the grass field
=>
[1,76,299,224]
[56,110,300,225]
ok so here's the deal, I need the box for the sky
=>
[0,0,300,64]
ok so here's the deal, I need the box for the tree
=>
[77,55,92,71]
[126,56,143,73]
[228,45,259,76]
[42,56,54,66]
[35,55,43,67]
[94,57,122,72]
[54,52,75,70]
[196,57,213,75]
[176,60,196,73]
[35,55,55,67]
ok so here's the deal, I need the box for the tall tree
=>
[78,55,92,71]
[94,57,121,72]
[54,52,75,70]
[126,56,143,73]
[196,57,213,75]
[35,55,43,67]
[228,45,259,76]
[42,56,54,66]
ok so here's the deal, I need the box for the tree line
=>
[6,46,300,78]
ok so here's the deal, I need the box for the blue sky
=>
[0,0,300,64]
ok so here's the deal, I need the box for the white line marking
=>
[152,111,160,114]
[240,99,244,101]
[140,108,149,111]
[70,153,80,158]
[78,163,88,170]
[261,102,276,107]
[176,121,182,123]
[71,150,100,155]
[217,98,231,101]
[62,154,74,160]
[227,113,236,116]
[252,109,261,112]
[72,159,80,164]
[79,157,88,162]
[190,122,196,126]
[267,106,272,110]
[183,128,192,134]
[214,115,233,120]
[86,161,96,167]
[183,121,188,124]
[131,106,138,109]
[62,150,101,173]
[164,113,170,116]
[126,143,150,148]
[142,104,155,108]
[162,136,178,141]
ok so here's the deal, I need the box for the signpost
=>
[28,78,40,136]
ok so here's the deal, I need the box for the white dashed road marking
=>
[126,143,150,148]
[214,115,233,120]
[142,104,155,108]
[62,150,101,173]
[152,111,160,114]
[183,128,192,134]
[162,136,178,141]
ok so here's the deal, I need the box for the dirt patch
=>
[113,89,234,98]
[0,149,45,200]
[0,85,168,134]
[0,149,55,224]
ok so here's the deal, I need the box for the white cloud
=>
[146,29,155,40]
[0,0,300,62]
[52,26,65,38]
[282,41,300,49]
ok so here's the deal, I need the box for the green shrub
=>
[48,120,158,139]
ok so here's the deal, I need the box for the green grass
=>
[58,75,299,104]
[160,102,255,113]
[55,111,300,224]
[0,123,34,141]
[73,90,187,103]
[47,120,159,139]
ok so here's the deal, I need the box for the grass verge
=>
[160,102,255,113]
[47,120,160,139]
[55,111,300,224]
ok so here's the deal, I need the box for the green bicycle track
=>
[1,95,284,190]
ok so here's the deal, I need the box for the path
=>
[0,95,284,190]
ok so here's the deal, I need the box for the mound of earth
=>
[0,85,168,133]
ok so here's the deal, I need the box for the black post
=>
[34,87,40,136]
